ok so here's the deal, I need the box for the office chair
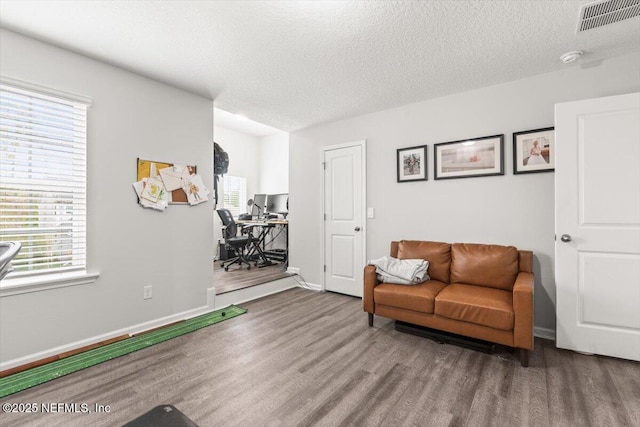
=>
[217,209,252,271]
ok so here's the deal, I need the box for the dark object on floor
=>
[395,321,496,354]
[264,248,287,262]
[122,405,199,427]
[219,242,232,261]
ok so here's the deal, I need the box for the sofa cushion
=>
[450,243,519,291]
[374,280,448,314]
[397,240,451,283]
[434,283,514,331]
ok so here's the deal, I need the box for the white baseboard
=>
[297,281,322,291]
[0,304,215,371]
[534,326,556,341]
[214,276,298,308]
[285,267,321,291]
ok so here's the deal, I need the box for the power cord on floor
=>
[290,272,317,291]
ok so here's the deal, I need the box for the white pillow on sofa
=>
[369,255,430,285]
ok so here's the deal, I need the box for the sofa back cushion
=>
[395,240,451,283]
[450,243,519,290]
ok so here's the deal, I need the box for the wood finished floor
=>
[214,260,289,294]
[1,288,638,427]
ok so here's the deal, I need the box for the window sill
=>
[0,271,100,297]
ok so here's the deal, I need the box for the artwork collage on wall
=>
[396,127,555,182]
[134,158,211,211]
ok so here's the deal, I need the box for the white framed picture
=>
[513,127,555,174]
[434,134,504,180]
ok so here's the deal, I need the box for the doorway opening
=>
[213,108,290,294]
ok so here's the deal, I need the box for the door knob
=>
[560,234,572,242]
[354,226,361,232]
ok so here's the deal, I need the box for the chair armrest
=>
[363,265,379,313]
[513,271,534,350]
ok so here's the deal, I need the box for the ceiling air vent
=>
[577,0,640,32]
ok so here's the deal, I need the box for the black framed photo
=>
[434,134,504,180]
[397,145,428,182]
[513,127,555,174]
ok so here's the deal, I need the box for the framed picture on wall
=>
[513,127,555,174]
[397,145,428,182]
[434,134,504,180]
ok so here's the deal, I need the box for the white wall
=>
[0,29,214,364]
[289,53,640,333]
[259,132,289,194]
[214,125,262,204]
[259,132,290,250]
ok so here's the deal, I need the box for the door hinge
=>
[324,213,326,220]
[322,162,326,170]
[324,265,327,272]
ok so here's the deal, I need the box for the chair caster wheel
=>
[247,266,251,270]
[224,266,229,271]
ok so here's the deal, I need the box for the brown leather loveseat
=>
[363,240,534,366]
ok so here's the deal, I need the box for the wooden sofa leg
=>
[368,313,373,327]
[519,348,529,367]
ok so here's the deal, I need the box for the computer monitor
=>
[251,194,267,218]
[266,193,288,216]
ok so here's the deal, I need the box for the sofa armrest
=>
[513,271,534,350]
[363,265,379,313]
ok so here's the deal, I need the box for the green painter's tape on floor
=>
[0,305,247,398]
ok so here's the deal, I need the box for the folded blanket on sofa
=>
[368,256,430,285]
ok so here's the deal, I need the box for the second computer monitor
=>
[266,193,288,215]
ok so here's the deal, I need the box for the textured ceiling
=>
[214,108,284,137]
[1,1,639,132]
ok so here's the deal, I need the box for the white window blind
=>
[223,175,246,217]
[0,82,89,279]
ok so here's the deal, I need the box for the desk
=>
[237,219,288,266]
[239,219,288,226]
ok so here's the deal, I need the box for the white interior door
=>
[555,92,640,361]
[324,142,365,297]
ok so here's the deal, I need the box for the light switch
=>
[367,208,375,218]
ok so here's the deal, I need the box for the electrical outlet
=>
[143,285,152,300]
